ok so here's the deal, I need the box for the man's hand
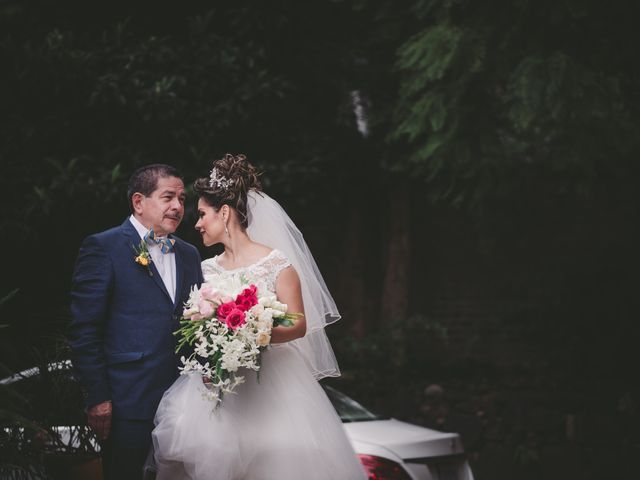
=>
[87,401,112,440]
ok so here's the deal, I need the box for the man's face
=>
[134,176,185,236]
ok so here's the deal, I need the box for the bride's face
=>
[195,198,225,246]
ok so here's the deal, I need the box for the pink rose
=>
[225,308,247,330]
[235,285,258,311]
[200,284,223,302]
[198,299,215,318]
[235,296,255,312]
[216,301,236,320]
[246,284,258,296]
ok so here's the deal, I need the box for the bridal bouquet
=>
[174,275,297,407]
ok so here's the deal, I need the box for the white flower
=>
[272,300,288,313]
[254,319,271,331]
[221,352,241,372]
[257,331,271,347]
[203,388,220,405]
[259,295,277,307]
[182,305,199,319]
[220,338,246,372]
[206,274,245,299]
[195,327,206,341]
[195,341,209,357]
[258,310,274,323]
[179,358,205,375]
[185,285,201,307]
[205,319,219,330]
[180,355,187,368]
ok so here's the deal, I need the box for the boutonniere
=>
[133,239,153,276]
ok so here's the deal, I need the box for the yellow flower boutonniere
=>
[133,239,153,276]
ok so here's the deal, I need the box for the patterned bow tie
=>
[144,229,175,254]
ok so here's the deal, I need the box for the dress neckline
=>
[211,249,278,273]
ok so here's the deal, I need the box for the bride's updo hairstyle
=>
[193,153,262,228]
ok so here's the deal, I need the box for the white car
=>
[2,362,474,480]
[323,385,474,480]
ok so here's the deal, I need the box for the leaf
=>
[396,25,463,84]
[111,163,122,183]
[32,186,47,201]
[45,157,65,174]
[0,288,19,308]
[67,157,79,172]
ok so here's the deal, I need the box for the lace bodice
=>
[201,249,292,294]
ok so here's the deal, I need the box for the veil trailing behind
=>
[246,189,341,379]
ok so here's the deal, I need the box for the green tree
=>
[348,0,640,324]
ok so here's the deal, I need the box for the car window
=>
[322,385,387,422]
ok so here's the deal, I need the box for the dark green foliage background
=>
[1,1,638,478]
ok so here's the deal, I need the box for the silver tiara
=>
[209,167,234,190]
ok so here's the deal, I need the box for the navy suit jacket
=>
[69,218,204,420]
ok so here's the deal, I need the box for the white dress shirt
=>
[129,215,177,303]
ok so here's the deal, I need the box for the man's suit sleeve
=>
[68,234,113,409]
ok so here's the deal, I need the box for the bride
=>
[151,154,366,479]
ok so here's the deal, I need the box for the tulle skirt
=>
[151,343,366,480]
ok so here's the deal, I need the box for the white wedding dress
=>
[152,250,366,480]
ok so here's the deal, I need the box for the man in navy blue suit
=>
[69,164,204,479]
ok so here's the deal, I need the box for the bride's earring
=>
[224,222,230,237]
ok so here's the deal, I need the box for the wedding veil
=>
[246,190,341,379]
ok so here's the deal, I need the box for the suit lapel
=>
[121,218,172,302]
[149,260,172,301]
